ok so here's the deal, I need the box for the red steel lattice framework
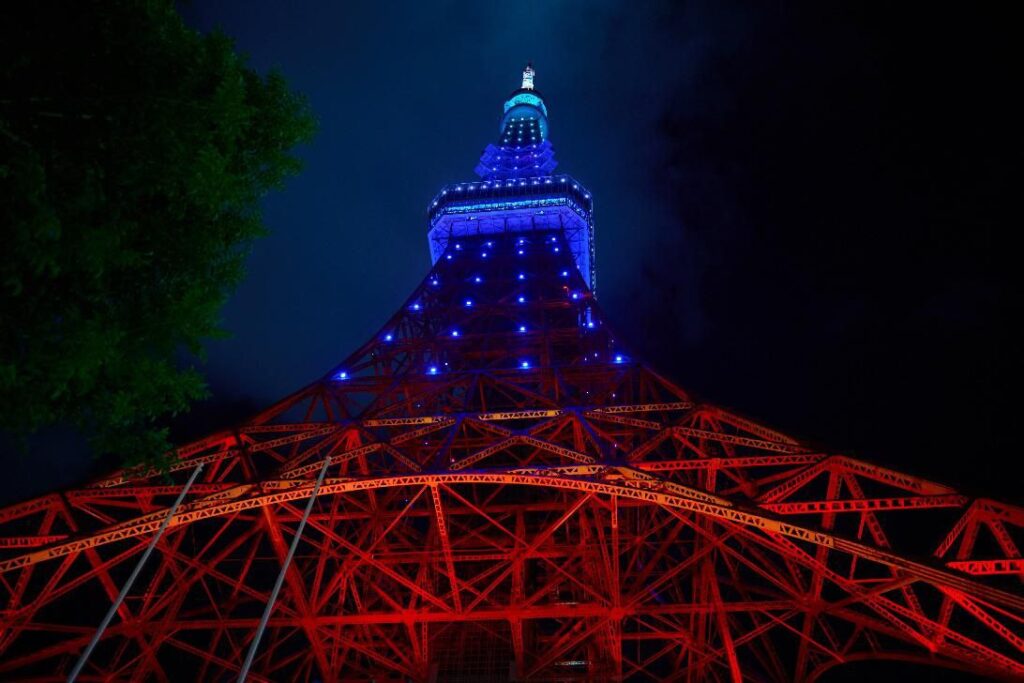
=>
[1,67,1023,682]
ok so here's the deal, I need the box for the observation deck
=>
[426,174,595,289]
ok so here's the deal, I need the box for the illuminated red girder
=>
[2,67,1023,681]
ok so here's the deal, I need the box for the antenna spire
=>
[521,62,535,90]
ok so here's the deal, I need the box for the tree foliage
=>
[0,1,316,466]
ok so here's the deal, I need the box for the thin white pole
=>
[67,462,205,683]
[237,456,331,683]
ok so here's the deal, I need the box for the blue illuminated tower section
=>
[427,64,596,292]
[475,63,557,179]
[324,62,621,410]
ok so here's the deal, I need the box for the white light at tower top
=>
[522,63,535,90]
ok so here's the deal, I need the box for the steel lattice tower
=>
[1,65,1023,682]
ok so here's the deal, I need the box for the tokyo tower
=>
[1,65,1023,682]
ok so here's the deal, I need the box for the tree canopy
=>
[0,1,316,466]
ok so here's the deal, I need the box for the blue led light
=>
[451,330,460,337]
[481,252,488,258]
[384,334,394,342]
[427,366,439,375]
[446,254,452,260]
[336,371,348,380]
[518,249,525,255]
[561,270,569,277]
[614,354,625,364]
[553,246,560,253]
[464,299,473,307]
[455,243,462,250]
[520,360,531,369]
[571,292,579,300]
[519,325,527,333]
[587,321,595,329]
[518,273,526,280]
[474,276,482,283]
[411,303,421,311]
[431,279,439,286]
[517,296,526,303]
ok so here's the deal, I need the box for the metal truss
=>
[1,230,1022,682]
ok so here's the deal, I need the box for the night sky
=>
[2,3,1018,679]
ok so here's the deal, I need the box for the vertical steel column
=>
[67,463,205,683]
[237,456,331,683]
